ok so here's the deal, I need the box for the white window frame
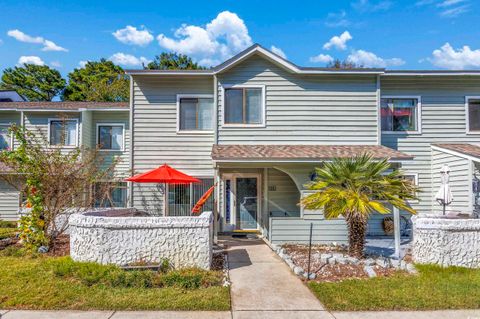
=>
[96,123,126,151]
[465,96,480,134]
[47,118,79,147]
[221,84,266,128]
[176,94,215,134]
[0,123,13,150]
[380,95,422,134]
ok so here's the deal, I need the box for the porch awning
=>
[211,144,413,162]
[432,143,480,162]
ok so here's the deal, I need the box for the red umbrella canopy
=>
[126,164,201,184]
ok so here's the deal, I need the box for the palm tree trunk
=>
[346,211,367,258]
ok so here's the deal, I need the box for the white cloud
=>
[309,54,334,64]
[325,10,351,28]
[323,31,352,51]
[42,40,67,52]
[416,0,470,17]
[7,29,67,52]
[109,53,151,66]
[347,50,405,68]
[78,60,88,68]
[270,45,287,59]
[50,61,62,68]
[438,0,466,7]
[439,5,469,17]
[113,25,154,46]
[157,11,252,66]
[7,29,43,43]
[352,0,392,12]
[18,55,45,66]
[427,42,480,69]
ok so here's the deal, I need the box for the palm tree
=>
[301,154,418,258]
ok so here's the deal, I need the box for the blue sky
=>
[0,0,479,75]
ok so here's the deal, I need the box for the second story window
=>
[178,97,214,132]
[224,87,263,125]
[0,125,11,150]
[467,98,480,132]
[381,97,420,133]
[49,119,78,146]
[97,124,124,150]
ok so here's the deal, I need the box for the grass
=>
[309,264,480,311]
[0,252,230,310]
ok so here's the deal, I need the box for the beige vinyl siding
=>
[0,180,20,221]
[432,149,472,213]
[267,168,300,216]
[381,76,480,215]
[217,54,379,145]
[23,112,80,149]
[91,111,130,178]
[131,75,215,214]
[81,110,93,149]
[269,216,348,244]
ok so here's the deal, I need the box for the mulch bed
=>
[47,235,70,257]
[283,244,400,282]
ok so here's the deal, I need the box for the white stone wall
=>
[69,211,213,269]
[413,215,480,268]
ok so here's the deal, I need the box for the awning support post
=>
[393,206,401,259]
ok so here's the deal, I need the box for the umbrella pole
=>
[164,182,168,216]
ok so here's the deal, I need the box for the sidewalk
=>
[2,309,480,319]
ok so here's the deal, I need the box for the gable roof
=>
[432,143,480,161]
[125,44,385,76]
[0,101,129,111]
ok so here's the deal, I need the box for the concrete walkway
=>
[222,236,331,319]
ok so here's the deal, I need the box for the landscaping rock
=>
[308,272,316,280]
[376,258,390,268]
[346,256,360,265]
[286,259,295,269]
[337,256,349,265]
[320,253,332,264]
[363,258,376,266]
[400,260,408,270]
[38,245,49,253]
[293,266,305,276]
[390,259,401,269]
[406,263,417,274]
[364,265,377,277]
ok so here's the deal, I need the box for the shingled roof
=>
[0,101,128,110]
[211,145,413,161]
[432,143,480,160]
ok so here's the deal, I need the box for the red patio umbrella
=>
[126,164,201,215]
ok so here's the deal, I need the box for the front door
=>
[235,177,258,230]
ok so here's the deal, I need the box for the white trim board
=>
[431,145,480,163]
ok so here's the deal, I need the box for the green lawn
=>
[0,253,230,311]
[309,264,480,311]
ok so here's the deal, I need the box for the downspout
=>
[213,74,219,144]
[128,75,134,207]
[376,74,381,146]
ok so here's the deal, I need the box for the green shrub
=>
[0,220,17,228]
[0,228,17,239]
[160,268,223,289]
[0,245,29,257]
[47,258,223,289]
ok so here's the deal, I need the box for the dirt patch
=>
[47,235,70,257]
